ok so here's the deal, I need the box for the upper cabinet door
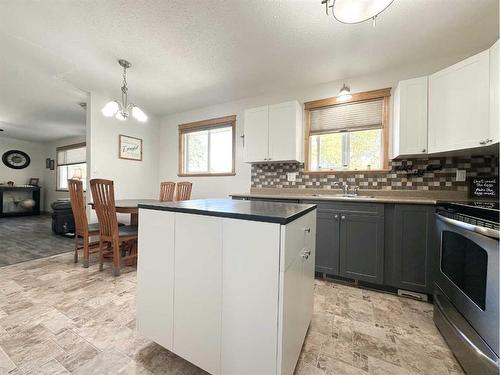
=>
[268,101,303,162]
[244,101,303,163]
[490,39,499,144]
[244,105,269,163]
[392,76,428,158]
[428,50,490,153]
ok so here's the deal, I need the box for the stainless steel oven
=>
[434,202,499,375]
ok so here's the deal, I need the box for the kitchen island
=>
[136,199,317,375]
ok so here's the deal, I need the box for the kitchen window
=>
[304,88,391,172]
[178,115,236,176]
[56,143,87,191]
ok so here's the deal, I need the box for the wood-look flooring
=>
[0,253,463,374]
[0,216,73,267]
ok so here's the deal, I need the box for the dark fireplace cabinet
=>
[0,186,41,217]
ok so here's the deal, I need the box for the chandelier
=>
[102,59,148,122]
[321,0,394,26]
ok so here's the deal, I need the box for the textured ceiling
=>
[0,0,498,141]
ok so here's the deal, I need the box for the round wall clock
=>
[2,150,31,169]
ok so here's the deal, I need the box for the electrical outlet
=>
[287,172,297,182]
[456,170,466,182]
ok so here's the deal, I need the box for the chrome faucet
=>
[342,183,349,196]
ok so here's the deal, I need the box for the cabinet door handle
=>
[421,148,426,153]
[341,215,346,220]
[301,249,311,259]
[334,214,339,220]
[304,227,311,233]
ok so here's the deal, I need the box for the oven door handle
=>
[436,213,499,240]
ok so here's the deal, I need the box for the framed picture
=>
[29,178,39,186]
[46,158,51,168]
[119,134,143,161]
[49,159,55,170]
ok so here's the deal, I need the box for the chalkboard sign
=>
[468,176,498,199]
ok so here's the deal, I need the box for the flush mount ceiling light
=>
[102,59,148,122]
[321,0,394,26]
[337,83,352,101]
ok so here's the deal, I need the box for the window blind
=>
[310,99,383,135]
[57,146,86,165]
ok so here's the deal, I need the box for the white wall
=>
[0,136,47,209]
[159,57,463,199]
[0,135,89,212]
[43,135,86,211]
[87,91,160,219]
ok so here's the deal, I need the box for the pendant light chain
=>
[121,65,128,110]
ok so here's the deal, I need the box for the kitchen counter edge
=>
[138,199,317,225]
[229,193,438,205]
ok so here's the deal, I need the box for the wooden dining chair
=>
[159,181,176,202]
[176,181,192,201]
[90,179,138,276]
[68,179,101,268]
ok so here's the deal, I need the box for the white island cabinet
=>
[137,199,316,375]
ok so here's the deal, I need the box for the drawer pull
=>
[341,215,346,220]
[334,214,339,220]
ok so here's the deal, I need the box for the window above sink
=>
[304,88,391,174]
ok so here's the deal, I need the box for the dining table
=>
[89,199,161,225]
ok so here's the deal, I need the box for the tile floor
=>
[0,253,463,374]
[0,216,73,267]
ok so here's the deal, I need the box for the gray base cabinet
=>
[304,201,385,284]
[386,204,436,294]
[340,214,384,284]
[315,210,340,275]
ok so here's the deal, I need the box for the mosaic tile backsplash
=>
[251,155,499,191]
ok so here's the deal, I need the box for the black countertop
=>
[138,198,316,224]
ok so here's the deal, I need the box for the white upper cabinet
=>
[244,100,303,163]
[269,101,303,162]
[428,50,490,153]
[243,105,269,163]
[490,39,499,144]
[392,76,428,158]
